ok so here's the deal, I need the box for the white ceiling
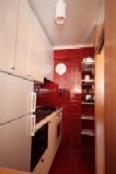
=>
[29,0,104,48]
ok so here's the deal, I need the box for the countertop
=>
[33,107,63,133]
[0,167,30,174]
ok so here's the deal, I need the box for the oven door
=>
[30,122,48,171]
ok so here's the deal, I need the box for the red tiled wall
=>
[35,81,59,107]
[54,47,94,146]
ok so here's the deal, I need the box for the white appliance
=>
[0,72,36,172]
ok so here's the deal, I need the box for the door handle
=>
[31,92,36,112]
[31,115,35,136]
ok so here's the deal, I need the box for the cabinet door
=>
[0,116,31,171]
[28,10,44,82]
[42,41,54,81]
[0,72,33,123]
[15,0,32,77]
[35,25,54,81]
[0,0,19,72]
[45,114,57,167]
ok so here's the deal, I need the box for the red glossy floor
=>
[48,116,95,174]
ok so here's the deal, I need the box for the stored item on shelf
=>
[84,75,90,81]
[85,94,92,102]
[83,57,94,64]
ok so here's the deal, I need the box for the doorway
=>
[49,48,95,174]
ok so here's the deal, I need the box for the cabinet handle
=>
[48,121,51,124]
[41,158,44,162]
[31,92,36,112]
[27,74,32,77]
[30,115,35,136]
[11,67,15,70]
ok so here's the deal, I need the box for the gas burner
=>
[34,106,57,123]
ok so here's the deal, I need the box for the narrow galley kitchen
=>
[0,0,105,174]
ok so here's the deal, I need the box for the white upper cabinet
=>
[0,0,19,72]
[28,11,54,82]
[27,9,44,82]
[43,41,54,81]
[0,0,53,82]
[38,30,54,81]
[14,0,32,77]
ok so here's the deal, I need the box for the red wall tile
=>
[54,47,94,145]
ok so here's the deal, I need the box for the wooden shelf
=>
[82,101,94,105]
[81,115,94,120]
[81,79,94,83]
[82,92,94,95]
[82,60,94,65]
[81,129,95,137]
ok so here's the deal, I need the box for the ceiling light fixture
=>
[55,0,66,25]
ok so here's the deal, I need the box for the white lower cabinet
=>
[33,114,57,174]
[0,115,31,171]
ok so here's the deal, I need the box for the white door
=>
[0,115,31,171]
[0,0,19,72]
[0,72,33,123]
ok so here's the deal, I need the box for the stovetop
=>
[34,106,57,123]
